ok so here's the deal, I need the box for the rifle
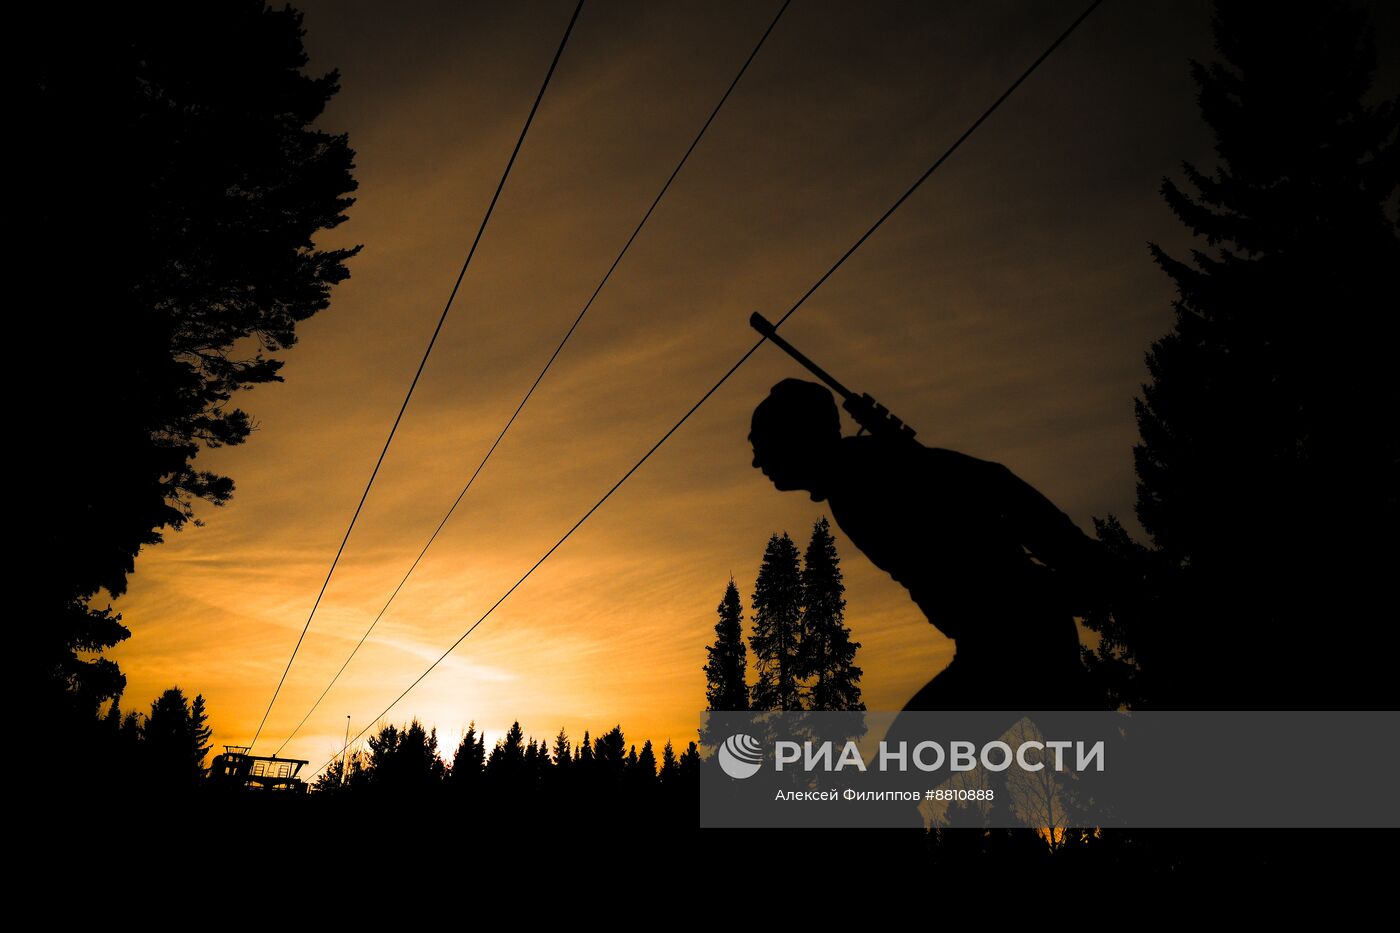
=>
[750,312,917,443]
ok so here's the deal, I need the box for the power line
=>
[308,0,1104,780]
[271,0,792,756]
[247,0,587,750]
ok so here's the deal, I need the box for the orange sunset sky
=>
[106,0,1268,774]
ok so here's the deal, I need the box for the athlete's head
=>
[749,378,841,501]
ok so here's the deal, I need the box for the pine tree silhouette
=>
[704,580,750,711]
[1095,0,1400,708]
[659,740,679,788]
[486,721,527,787]
[451,721,486,790]
[798,517,864,711]
[143,686,213,786]
[577,730,594,769]
[634,740,658,788]
[594,726,627,782]
[552,728,572,772]
[749,533,805,711]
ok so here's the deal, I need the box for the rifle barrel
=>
[749,312,854,400]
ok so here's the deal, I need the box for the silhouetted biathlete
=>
[750,378,1106,712]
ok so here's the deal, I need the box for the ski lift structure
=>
[207,745,309,793]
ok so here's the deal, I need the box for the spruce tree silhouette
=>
[365,720,446,792]
[748,533,806,711]
[593,726,628,781]
[703,580,750,730]
[633,740,658,787]
[523,738,549,793]
[485,721,527,789]
[750,379,1107,712]
[143,687,214,788]
[1088,0,1399,709]
[577,731,594,769]
[550,728,573,784]
[659,741,680,788]
[451,722,487,792]
[798,517,864,712]
[18,1,360,735]
[678,742,701,783]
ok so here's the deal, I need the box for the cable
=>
[271,0,792,756]
[247,0,586,750]
[307,0,1104,779]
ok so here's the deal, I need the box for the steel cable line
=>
[247,0,587,749]
[271,0,792,756]
[308,0,1104,780]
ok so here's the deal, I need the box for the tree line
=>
[311,719,699,806]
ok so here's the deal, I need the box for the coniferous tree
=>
[312,759,342,795]
[102,699,145,791]
[523,738,547,791]
[749,533,805,711]
[486,721,526,787]
[593,726,627,782]
[313,760,341,795]
[189,694,213,764]
[658,740,679,788]
[451,721,486,790]
[313,750,366,795]
[366,723,400,777]
[703,580,750,711]
[552,728,572,772]
[635,740,657,782]
[797,517,864,711]
[678,741,701,785]
[536,738,553,782]
[1089,0,1400,708]
[365,719,445,790]
[21,1,362,719]
[577,730,594,770]
[142,686,212,785]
